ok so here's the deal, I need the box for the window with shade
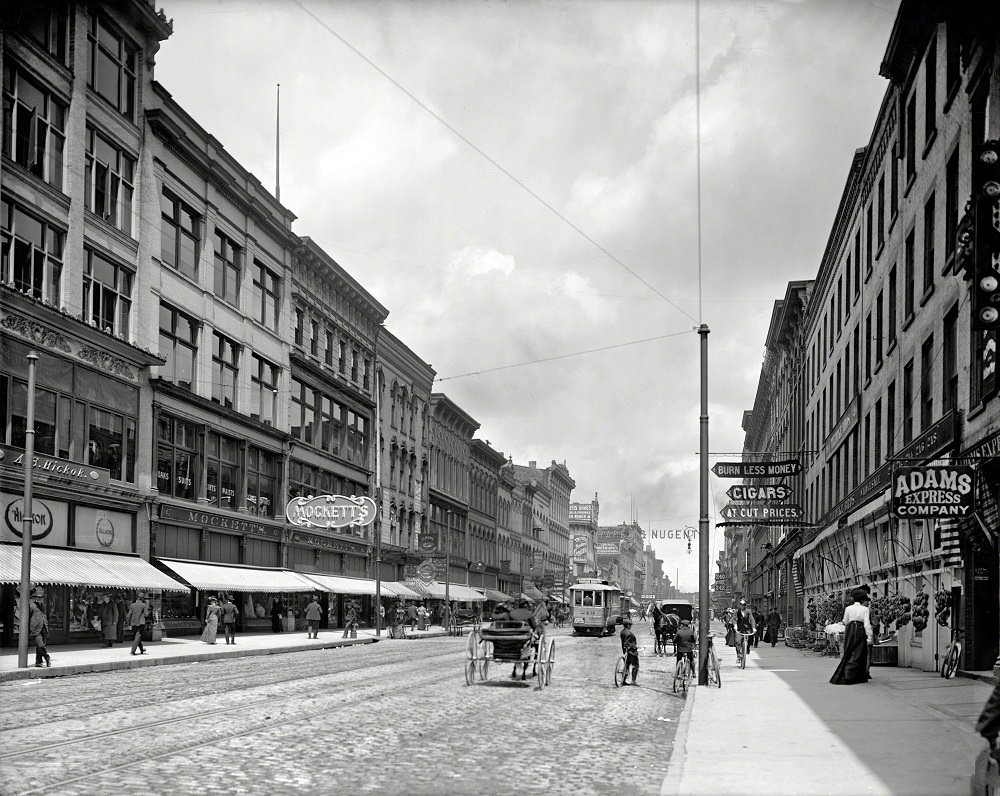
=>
[250,353,278,426]
[211,332,239,409]
[160,187,199,280]
[85,127,134,235]
[158,303,197,390]
[213,230,241,306]
[83,248,132,337]
[2,63,66,189]
[87,13,137,120]
[205,431,240,510]
[1,197,64,304]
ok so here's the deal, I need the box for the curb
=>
[0,637,379,683]
[958,669,999,686]
[659,674,699,796]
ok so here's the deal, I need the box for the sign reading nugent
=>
[285,494,377,529]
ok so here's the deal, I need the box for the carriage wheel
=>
[614,656,627,688]
[544,639,555,685]
[535,638,547,690]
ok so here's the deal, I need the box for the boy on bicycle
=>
[734,599,756,656]
[674,618,696,673]
[620,618,640,686]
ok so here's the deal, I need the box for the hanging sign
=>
[891,465,975,518]
[417,531,438,553]
[720,503,804,522]
[285,494,377,528]
[725,484,794,502]
[415,561,436,584]
[711,459,802,478]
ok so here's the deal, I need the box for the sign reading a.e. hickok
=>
[285,494,377,528]
[891,465,975,519]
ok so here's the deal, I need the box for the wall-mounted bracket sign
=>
[711,459,802,478]
[285,494,378,528]
[725,484,794,502]
[891,465,975,518]
[719,503,804,522]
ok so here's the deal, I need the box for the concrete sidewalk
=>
[0,624,450,682]
[661,637,995,796]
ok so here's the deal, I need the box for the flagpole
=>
[275,83,281,202]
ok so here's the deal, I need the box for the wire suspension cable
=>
[437,329,695,382]
[290,0,698,325]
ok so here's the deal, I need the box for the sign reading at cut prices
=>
[285,494,377,528]
[891,465,975,518]
[720,503,804,522]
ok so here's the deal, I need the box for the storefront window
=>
[160,590,196,620]
[68,587,105,633]
[157,415,198,500]
[206,431,240,510]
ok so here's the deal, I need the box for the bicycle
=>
[673,652,694,695]
[614,645,642,687]
[940,626,963,679]
[705,633,722,687]
[736,631,754,669]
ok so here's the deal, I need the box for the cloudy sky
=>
[156,0,898,591]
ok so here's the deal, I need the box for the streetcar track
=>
[0,640,457,722]
[12,667,459,796]
[0,648,460,759]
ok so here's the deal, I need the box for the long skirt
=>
[725,626,736,647]
[201,614,219,644]
[830,621,871,684]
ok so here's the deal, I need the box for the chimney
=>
[529,460,536,468]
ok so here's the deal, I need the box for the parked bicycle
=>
[940,626,963,679]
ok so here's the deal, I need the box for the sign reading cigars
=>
[285,494,377,529]
[891,465,975,518]
[725,484,793,502]
[711,459,802,478]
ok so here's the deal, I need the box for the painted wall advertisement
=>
[0,491,69,546]
[595,528,621,562]
[75,506,134,553]
[573,534,589,562]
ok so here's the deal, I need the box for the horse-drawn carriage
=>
[450,607,482,636]
[465,607,554,688]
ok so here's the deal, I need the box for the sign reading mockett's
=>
[891,465,975,518]
[285,494,377,528]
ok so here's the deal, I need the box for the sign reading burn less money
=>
[712,459,802,478]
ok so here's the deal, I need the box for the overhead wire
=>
[289,0,699,325]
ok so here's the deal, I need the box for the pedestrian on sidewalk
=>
[126,593,148,655]
[201,597,221,644]
[977,682,1000,764]
[99,594,119,648]
[752,606,764,647]
[407,602,417,631]
[829,587,872,685]
[305,595,322,639]
[766,607,781,647]
[27,591,50,668]
[114,594,126,644]
[342,601,358,638]
[270,597,284,633]
[221,595,239,645]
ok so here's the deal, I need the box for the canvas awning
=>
[415,581,486,602]
[0,546,188,591]
[156,558,317,593]
[481,587,509,602]
[524,585,546,602]
[383,581,422,599]
[300,573,403,597]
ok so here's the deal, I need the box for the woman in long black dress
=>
[830,587,873,684]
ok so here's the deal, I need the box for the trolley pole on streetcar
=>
[698,324,710,686]
[17,352,39,669]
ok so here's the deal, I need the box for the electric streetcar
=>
[569,579,623,636]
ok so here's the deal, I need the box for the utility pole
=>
[17,351,38,669]
[373,359,382,638]
[698,324,710,685]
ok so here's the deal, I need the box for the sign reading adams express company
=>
[891,465,976,519]
[285,494,377,529]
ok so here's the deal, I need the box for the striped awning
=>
[156,558,317,593]
[481,587,509,602]
[383,581,423,599]
[937,518,962,568]
[414,581,486,602]
[792,558,805,597]
[0,546,188,591]
[299,573,391,596]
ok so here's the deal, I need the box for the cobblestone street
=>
[0,624,683,796]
